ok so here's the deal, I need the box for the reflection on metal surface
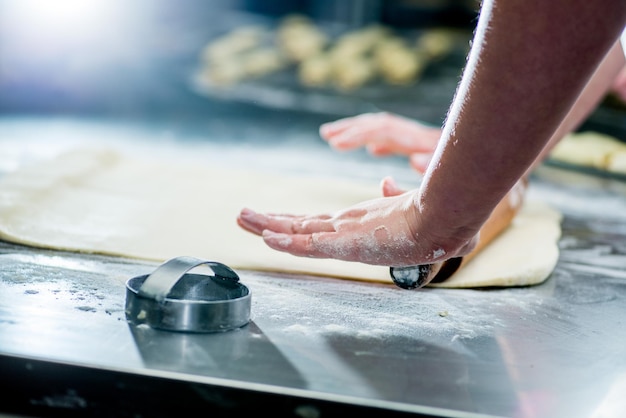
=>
[128,320,307,388]
[1,117,626,417]
[590,374,626,418]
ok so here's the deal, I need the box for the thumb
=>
[380,176,406,197]
[409,153,432,174]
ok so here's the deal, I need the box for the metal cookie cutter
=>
[125,256,251,333]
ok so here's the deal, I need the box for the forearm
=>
[530,41,626,170]
[418,0,626,245]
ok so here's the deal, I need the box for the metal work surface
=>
[0,116,625,418]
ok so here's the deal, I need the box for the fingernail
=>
[239,208,256,219]
[239,209,268,231]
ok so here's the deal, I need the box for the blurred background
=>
[0,0,476,123]
[0,0,623,134]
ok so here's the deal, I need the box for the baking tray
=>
[544,158,626,182]
[189,15,471,118]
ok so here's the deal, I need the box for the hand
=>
[319,112,441,173]
[237,176,477,268]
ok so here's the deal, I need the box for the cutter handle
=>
[138,256,240,302]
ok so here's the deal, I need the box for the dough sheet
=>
[0,148,562,288]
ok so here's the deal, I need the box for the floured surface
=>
[0,148,562,287]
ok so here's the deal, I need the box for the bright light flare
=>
[7,0,114,34]
[0,0,129,80]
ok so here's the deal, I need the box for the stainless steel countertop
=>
[0,116,625,418]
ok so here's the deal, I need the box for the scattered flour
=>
[245,272,544,344]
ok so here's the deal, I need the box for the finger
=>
[263,227,416,265]
[321,114,391,147]
[327,126,379,151]
[329,120,410,152]
[366,143,394,156]
[319,121,351,139]
[380,176,406,197]
[262,230,362,261]
[237,208,268,235]
[332,122,431,155]
[238,208,335,235]
[319,113,380,139]
[262,231,330,259]
[237,215,262,235]
[319,117,360,139]
[409,153,433,174]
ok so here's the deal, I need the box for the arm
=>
[530,40,626,172]
[238,0,626,285]
[418,0,626,254]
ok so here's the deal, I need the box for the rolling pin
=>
[389,178,528,289]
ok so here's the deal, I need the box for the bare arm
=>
[237,0,626,286]
[418,0,626,251]
[530,40,626,171]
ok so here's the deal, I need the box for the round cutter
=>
[125,256,251,333]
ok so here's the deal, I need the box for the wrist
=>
[410,189,481,263]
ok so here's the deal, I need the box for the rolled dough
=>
[550,131,626,174]
[0,148,562,288]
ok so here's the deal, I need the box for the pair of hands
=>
[237,113,478,271]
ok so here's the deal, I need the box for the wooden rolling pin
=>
[390,178,527,289]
